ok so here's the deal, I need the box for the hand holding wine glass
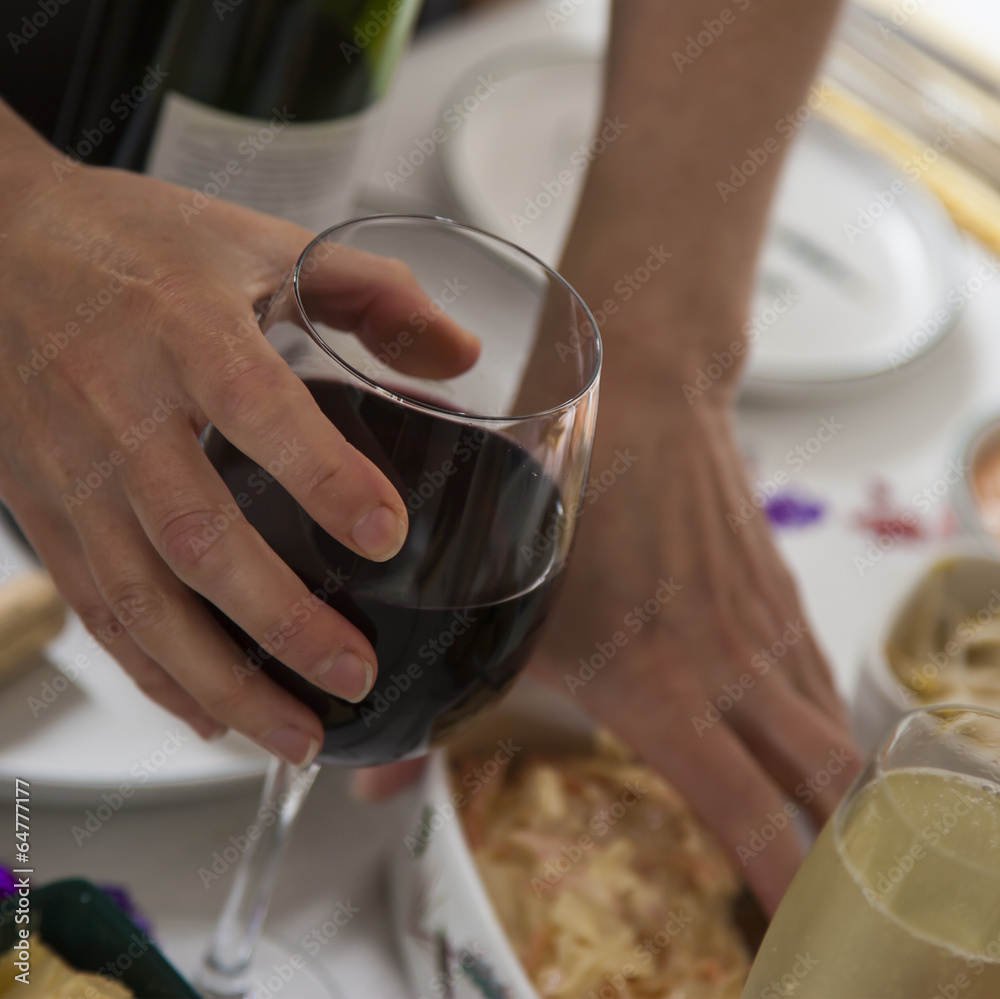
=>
[0,110,480,764]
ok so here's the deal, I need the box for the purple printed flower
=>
[766,492,826,529]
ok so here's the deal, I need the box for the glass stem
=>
[198,756,320,996]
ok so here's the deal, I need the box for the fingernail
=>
[191,716,227,741]
[263,726,321,767]
[315,651,374,703]
[351,506,406,561]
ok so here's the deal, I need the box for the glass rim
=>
[290,213,603,424]
[834,702,1000,842]
[876,702,1000,778]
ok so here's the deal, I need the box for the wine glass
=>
[743,705,1000,998]
[192,214,601,996]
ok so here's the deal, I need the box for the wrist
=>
[594,310,748,415]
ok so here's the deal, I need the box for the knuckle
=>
[131,269,207,334]
[297,453,351,504]
[76,599,120,644]
[199,677,252,720]
[155,504,239,573]
[216,353,286,426]
[259,609,310,658]
[146,268,201,308]
[104,577,168,633]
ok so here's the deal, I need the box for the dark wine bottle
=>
[51,0,422,227]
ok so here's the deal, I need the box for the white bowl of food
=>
[387,679,760,999]
[853,550,1000,751]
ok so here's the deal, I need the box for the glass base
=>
[158,921,342,999]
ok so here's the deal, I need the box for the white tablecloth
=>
[4,1,1000,995]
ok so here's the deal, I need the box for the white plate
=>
[440,43,967,394]
[0,527,269,806]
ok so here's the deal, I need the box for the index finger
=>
[296,243,481,378]
[181,253,481,562]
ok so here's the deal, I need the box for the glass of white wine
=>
[744,705,1000,998]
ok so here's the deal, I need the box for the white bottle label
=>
[144,92,373,231]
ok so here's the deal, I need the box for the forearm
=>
[563,0,844,395]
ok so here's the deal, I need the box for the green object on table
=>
[0,878,199,999]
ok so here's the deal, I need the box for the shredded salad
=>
[454,734,750,998]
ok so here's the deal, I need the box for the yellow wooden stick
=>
[820,83,1000,253]
[0,571,66,684]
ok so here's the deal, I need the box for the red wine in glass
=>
[203,378,566,767]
